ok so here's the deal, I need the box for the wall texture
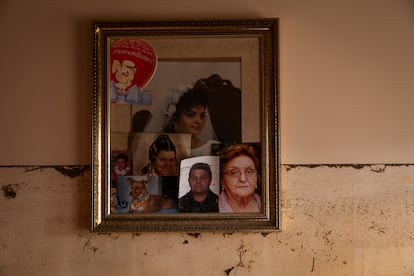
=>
[1,0,414,164]
[1,0,414,275]
[1,165,414,275]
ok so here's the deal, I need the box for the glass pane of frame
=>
[92,19,280,232]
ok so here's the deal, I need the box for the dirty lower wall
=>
[1,165,413,275]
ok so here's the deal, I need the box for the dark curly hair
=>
[163,81,209,133]
[148,134,176,162]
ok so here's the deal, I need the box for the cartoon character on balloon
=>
[110,39,157,104]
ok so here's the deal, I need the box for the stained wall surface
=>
[1,165,414,275]
[1,0,414,275]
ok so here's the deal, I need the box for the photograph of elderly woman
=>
[217,143,262,213]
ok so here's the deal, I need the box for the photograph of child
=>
[111,152,133,186]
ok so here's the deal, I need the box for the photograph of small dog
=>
[118,176,174,213]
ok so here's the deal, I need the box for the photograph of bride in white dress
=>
[131,60,242,158]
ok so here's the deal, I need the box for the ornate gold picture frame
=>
[92,19,279,232]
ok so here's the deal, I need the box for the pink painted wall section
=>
[0,0,414,165]
[1,165,414,275]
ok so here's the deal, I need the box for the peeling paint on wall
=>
[1,165,414,275]
[187,233,201,238]
[2,184,20,199]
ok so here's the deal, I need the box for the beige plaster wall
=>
[1,0,414,275]
[1,165,414,275]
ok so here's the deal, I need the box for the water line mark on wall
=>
[54,166,89,178]
[0,165,90,178]
[369,164,386,173]
[284,163,413,172]
[284,164,366,171]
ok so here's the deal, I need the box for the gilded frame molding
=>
[91,19,279,232]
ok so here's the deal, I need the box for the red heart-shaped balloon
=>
[110,38,157,90]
